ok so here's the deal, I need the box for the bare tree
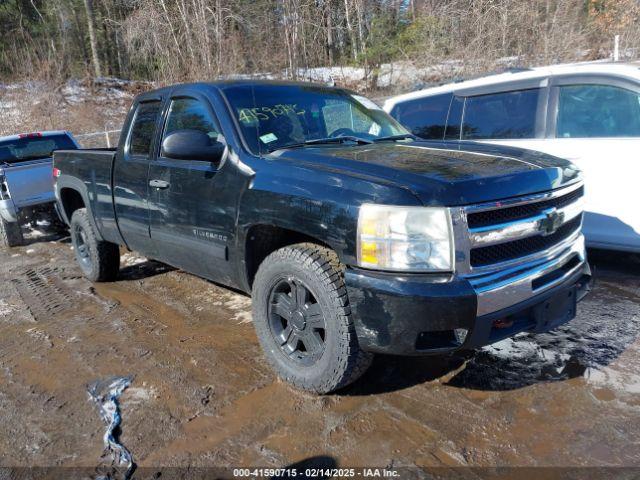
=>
[83,0,102,77]
[2,0,639,89]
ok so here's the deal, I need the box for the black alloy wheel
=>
[72,222,93,270]
[268,276,327,366]
[251,243,373,393]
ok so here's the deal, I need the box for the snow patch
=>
[26,228,47,239]
[586,366,640,395]
[221,59,466,90]
[483,336,542,359]
[25,327,53,346]
[121,252,147,267]
[0,299,15,316]
[124,385,157,404]
[219,291,252,324]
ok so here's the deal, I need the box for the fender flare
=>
[56,175,105,241]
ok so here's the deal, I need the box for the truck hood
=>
[271,140,581,206]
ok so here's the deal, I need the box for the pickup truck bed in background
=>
[0,131,78,247]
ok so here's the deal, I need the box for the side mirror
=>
[161,129,225,164]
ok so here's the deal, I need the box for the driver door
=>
[147,91,233,281]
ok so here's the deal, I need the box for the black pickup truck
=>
[53,81,591,393]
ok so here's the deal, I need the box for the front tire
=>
[252,243,373,393]
[0,218,24,248]
[70,208,120,282]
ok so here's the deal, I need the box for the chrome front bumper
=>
[469,233,587,316]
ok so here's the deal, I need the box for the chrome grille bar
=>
[453,181,585,276]
[468,196,584,247]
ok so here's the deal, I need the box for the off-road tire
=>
[0,218,24,248]
[252,243,373,393]
[70,208,120,282]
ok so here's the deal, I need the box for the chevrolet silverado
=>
[53,81,591,393]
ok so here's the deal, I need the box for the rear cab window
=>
[128,101,162,156]
[389,93,452,140]
[462,89,540,139]
[0,134,76,164]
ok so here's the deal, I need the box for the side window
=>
[462,89,540,140]
[445,96,464,140]
[128,101,161,156]
[389,93,452,139]
[163,97,222,141]
[557,84,640,138]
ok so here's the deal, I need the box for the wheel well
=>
[59,188,85,222]
[245,224,331,289]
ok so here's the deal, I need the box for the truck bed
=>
[1,157,56,209]
[53,149,119,242]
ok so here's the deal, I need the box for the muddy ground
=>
[1,229,639,473]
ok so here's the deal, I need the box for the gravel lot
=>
[1,229,639,473]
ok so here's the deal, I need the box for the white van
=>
[384,62,640,253]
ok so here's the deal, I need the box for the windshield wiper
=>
[267,135,373,152]
[373,133,417,142]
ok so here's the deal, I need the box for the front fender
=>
[236,160,421,268]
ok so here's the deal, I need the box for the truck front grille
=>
[470,216,582,267]
[461,182,585,272]
[459,182,588,317]
[467,186,584,229]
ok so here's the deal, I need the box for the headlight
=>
[357,204,454,272]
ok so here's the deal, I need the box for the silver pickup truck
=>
[0,131,78,247]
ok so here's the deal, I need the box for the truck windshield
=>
[0,134,76,164]
[222,84,410,154]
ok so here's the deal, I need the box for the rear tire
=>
[70,208,120,282]
[252,243,373,394]
[0,218,24,248]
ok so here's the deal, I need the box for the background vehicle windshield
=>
[0,135,76,164]
[222,84,409,154]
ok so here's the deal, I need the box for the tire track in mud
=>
[11,267,77,320]
[0,263,117,465]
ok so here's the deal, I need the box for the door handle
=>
[149,179,170,189]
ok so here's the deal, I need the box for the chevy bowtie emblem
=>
[540,208,564,236]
